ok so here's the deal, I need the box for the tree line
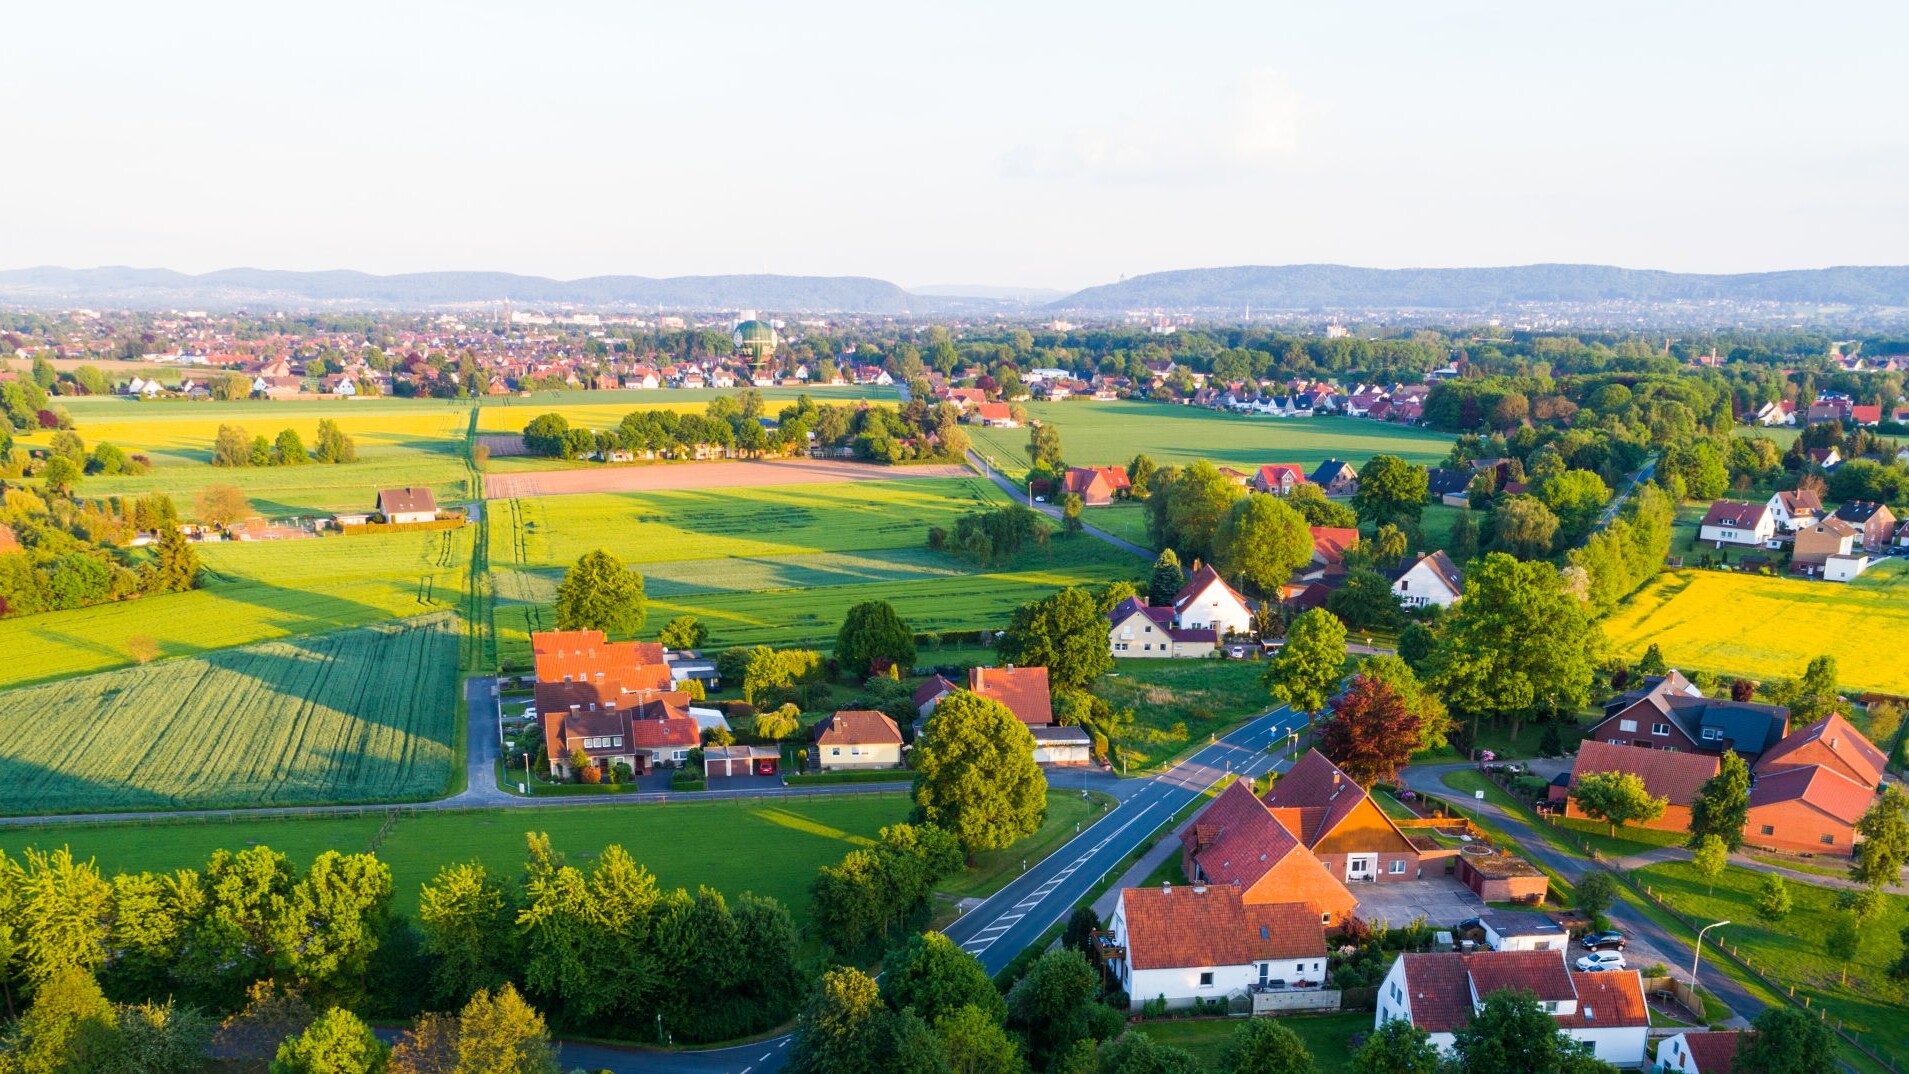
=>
[211,420,358,468]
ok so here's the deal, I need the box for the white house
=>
[1471,911,1570,953]
[1697,500,1776,547]
[1107,597,1220,659]
[1389,551,1465,609]
[1824,553,1870,582]
[1766,489,1823,533]
[1374,951,1647,1067]
[1110,884,1327,1011]
[1654,1030,1743,1074]
[1171,565,1254,637]
[376,487,440,525]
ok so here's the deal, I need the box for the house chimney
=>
[973,667,984,690]
[1162,881,1172,893]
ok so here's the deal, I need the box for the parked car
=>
[1575,951,1626,972]
[1580,930,1627,951]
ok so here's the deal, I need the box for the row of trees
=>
[812,823,964,956]
[523,392,971,466]
[931,504,1048,567]
[211,420,358,468]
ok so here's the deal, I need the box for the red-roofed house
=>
[1698,501,1775,547]
[531,629,694,779]
[1061,466,1130,506]
[1261,750,1433,882]
[967,665,1053,726]
[968,401,1018,427]
[1252,464,1309,495]
[1745,765,1875,856]
[1657,1030,1744,1074]
[1179,781,1358,928]
[1108,884,1328,1011]
[1374,950,1647,1065]
[1557,741,1722,833]
[1753,712,1887,789]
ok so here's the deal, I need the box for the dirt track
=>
[483,459,972,498]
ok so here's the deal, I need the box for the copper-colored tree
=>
[1316,673,1419,786]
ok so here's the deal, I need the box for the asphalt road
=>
[966,449,1153,559]
[531,704,1311,1074]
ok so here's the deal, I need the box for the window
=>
[1821,833,1835,845]
[1618,719,1638,732]
[831,748,841,756]
[1702,727,1722,741]
[1389,860,1407,874]
[1761,824,1775,836]
[1320,912,1332,925]
[1608,738,1626,745]
[1652,723,1672,736]
[1198,971,1214,987]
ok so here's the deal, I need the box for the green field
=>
[488,478,1142,664]
[1635,858,1909,1059]
[1605,561,1909,694]
[0,615,462,813]
[23,395,473,516]
[1096,660,1274,770]
[968,403,1453,476]
[0,795,911,921]
[0,527,472,688]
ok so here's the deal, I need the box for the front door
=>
[1346,854,1377,881]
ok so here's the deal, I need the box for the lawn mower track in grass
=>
[0,615,461,814]
[967,402,1453,476]
[0,527,473,688]
[1605,563,1909,693]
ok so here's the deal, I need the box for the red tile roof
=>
[1748,764,1874,825]
[1119,885,1325,970]
[1398,951,1578,1033]
[531,630,672,692]
[1257,463,1307,486]
[1700,500,1770,530]
[1260,749,1374,846]
[1669,1031,1743,1073]
[969,666,1053,726]
[1173,563,1249,616]
[627,714,700,748]
[1569,741,1721,806]
[1184,781,1302,885]
[814,709,903,746]
[377,486,439,516]
[1558,970,1649,1030]
[1309,527,1359,564]
[1754,713,1886,788]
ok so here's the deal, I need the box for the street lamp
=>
[1691,920,1731,987]
[523,752,531,792]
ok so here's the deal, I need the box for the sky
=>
[4,1,1906,291]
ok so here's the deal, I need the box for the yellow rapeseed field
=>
[1605,563,1909,693]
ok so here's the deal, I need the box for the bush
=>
[670,771,706,792]
[578,765,602,785]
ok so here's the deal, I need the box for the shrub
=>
[578,765,602,785]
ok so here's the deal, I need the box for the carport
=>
[703,745,780,779]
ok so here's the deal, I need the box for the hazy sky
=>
[5,1,1906,290]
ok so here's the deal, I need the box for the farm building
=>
[377,487,440,524]
[1555,741,1721,834]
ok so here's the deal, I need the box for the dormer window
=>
[1652,723,1672,736]
[1701,728,1722,741]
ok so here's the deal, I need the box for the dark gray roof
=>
[1686,700,1789,755]
[1309,458,1355,485]
[1425,467,1473,496]
[1834,500,1890,524]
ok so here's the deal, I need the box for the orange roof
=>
[1569,741,1721,806]
[1398,951,1578,1032]
[1558,970,1649,1030]
[814,709,903,746]
[1754,713,1886,789]
[968,666,1053,726]
[531,630,671,692]
[1669,1031,1743,1072]
[1261,749,1390,846]
[628,714,700,749]
[1118,886,1325,970]
[1748,764,1874,825]
[1309,527,1359,564]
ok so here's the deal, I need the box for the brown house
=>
[1261,750,1427,882]
[1792,517,1859,568]
[1587,673,1788,760]
[1557,741,1722,833]
[1745,765,1874,856]
[1180,780,1359,928]
[1833,500,1899,550]
[1753,713,1887,789]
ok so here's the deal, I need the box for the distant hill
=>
[908,283,1071,303]
[0,266,939,314]
[1051,263,1909,312]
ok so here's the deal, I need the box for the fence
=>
[1251,988,1343,1015]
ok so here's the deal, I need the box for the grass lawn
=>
[967,403,1453,477]
[1605,562,1909,693]
[1095,659,1274,771]
[1134,1011,1371,1072]
[0,527,473,688]
[0,795,912,922]
[0,615,462,813]
[1633,858,1909,1060]
[25,395,474,516]
[471,385,896,435]
[1551,815,1687,859]
[1087,503,1154,549]
[489,478,1142,665]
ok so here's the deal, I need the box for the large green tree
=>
[1004,949,1118,1068]
[1147,548,1184,605]
[269,1007,388,1074]
[553,549,647,636]
[1733,1006,1836,1074]
[880,931,1004,1025]
[997,587,1112,691]
[1851,785,1909,891]
[417,864,516,1007]
[836,600,918,678]
[914,692,1047,854]
[1433,552,1601,746]
[1538,470,1610,545]
[1263,608,1346,725]
[1450,988,1617,1074]
[1221,1017,1317,1074]
[933,1004,1024,1074]
[1489,495,1560,559]
[1356,655,1450,753]
[1147,461,1242,565]
[1215,494,1312,594]
[1351,455,1428,529]
[1348,1018,1440,1074]
[148,523,200,593]
[1687,750,1751,850]
[453,984,562,1074]
[1570,772,1667,836]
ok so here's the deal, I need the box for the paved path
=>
[966,449,1151,559]
[1594,457,1658,532]
[1402,762,1757,1028]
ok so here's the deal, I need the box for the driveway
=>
[1350,877,1487,930]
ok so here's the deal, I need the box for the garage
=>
[703,745,781,779]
